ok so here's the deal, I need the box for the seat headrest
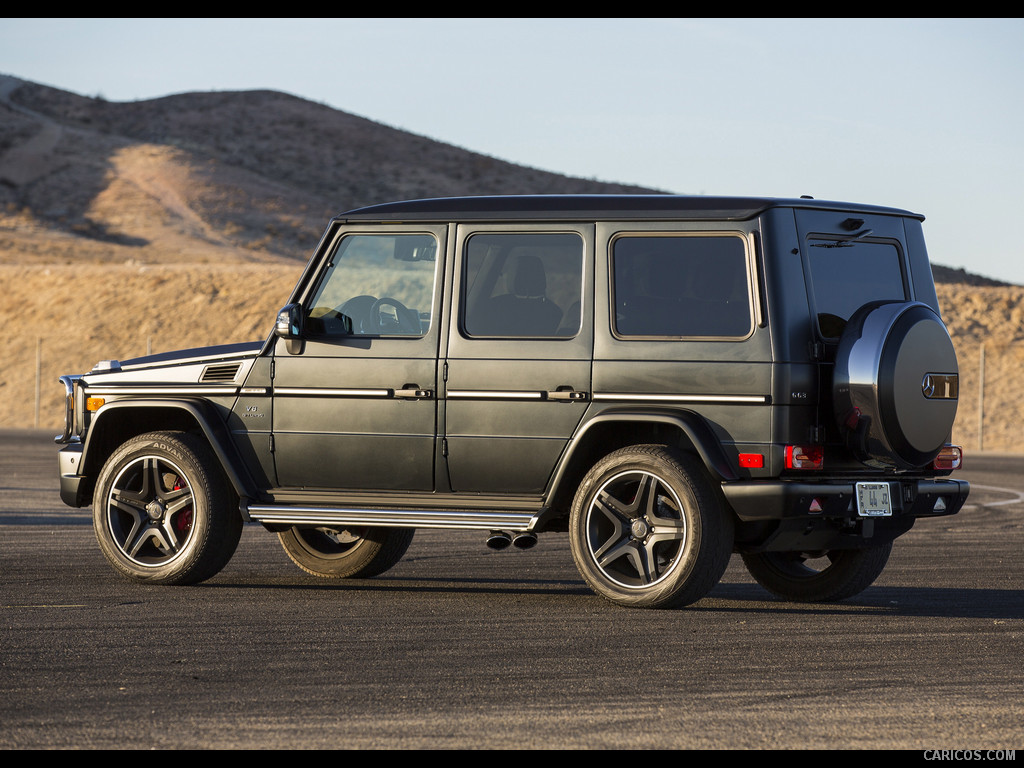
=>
[514,254,547,298]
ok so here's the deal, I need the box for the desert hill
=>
[0,75,1017,452]
[0,75,658,266]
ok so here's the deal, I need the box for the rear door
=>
[443,224,594,494]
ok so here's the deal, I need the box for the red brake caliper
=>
[173,478,193,534]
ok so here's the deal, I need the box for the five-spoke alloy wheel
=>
[569,445,733,609]
[93,431,242,584]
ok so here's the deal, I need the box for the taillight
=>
[932,445,963,471]
[786,444,823,470]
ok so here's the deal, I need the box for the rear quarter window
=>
[611,234,752,339]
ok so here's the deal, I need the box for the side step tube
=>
[247,504,538,532]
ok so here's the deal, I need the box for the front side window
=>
[807,238,906,338]
[461,233,583,338]
[306,233,437,336]
[612,235,752,338]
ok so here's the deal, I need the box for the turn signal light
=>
[932,445,963,471]
[85,397,105,411]
[786,444,823,470]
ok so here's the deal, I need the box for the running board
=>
[247,504,539,532]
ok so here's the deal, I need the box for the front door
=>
[272,226,446,491]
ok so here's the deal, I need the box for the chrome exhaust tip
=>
[486,530,512,550]
[512,532,537,550]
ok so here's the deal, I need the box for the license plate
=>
[856,482,892,517]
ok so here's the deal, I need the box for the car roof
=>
[336,195,922,223]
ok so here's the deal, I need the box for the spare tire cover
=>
[833,301,959,469]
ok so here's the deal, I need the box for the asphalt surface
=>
[1,429,1021,749]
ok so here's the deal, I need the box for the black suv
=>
[55,195,968,608]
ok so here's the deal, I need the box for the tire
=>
[278,526,414,578]
[833,301,959,469]
[741,542,892,602]
[569,445,733,609]
[92,431,242,585]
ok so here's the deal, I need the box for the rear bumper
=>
[723,477,969,522]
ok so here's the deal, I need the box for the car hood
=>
[81,340,265,387]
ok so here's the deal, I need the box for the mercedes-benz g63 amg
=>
[56,195,968,608]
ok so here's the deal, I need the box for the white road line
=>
[964,484,1024,507]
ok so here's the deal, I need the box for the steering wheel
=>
[362,297,418,334]
[337,294,376,329]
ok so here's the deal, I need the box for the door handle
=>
[545,388,588,401]
[394,385,434,399]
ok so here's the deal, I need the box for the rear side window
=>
[612,235,752,338]
[462,233,583,338]
[807,239,906,338]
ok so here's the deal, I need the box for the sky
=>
[2,17,1022,283]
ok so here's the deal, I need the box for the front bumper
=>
[58,442,87,507]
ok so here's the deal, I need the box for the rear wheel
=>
[569,445,733,609]
[278,526,414,578]
[741,543,892,602]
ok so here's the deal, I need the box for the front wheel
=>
[741,543,892,602]
[278,526,414,578]
[92,431,242,585]
[569,445,733,609]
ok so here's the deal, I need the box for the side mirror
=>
[275,304,305,354]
